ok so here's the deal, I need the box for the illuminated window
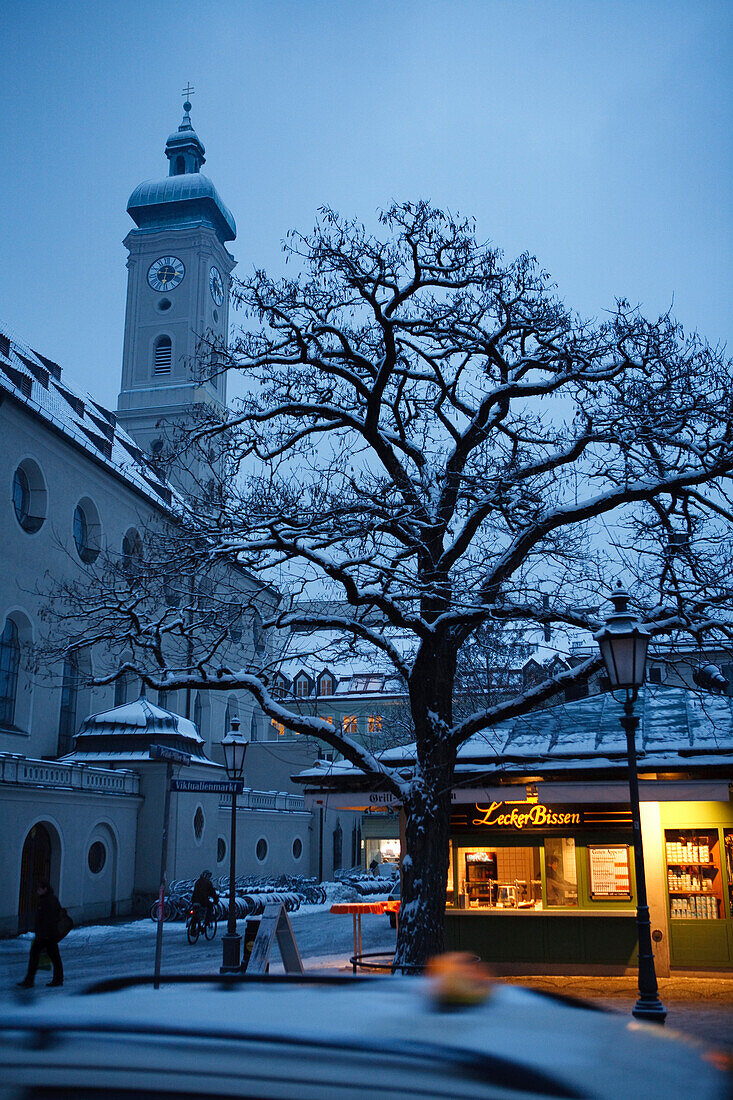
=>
[368,715,382,735]
[343,715,357,735]
[295,677,311,698]
[270,719,286,737]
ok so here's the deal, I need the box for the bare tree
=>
[50,202,733,967]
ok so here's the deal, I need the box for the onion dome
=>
[126,102,236,244]
[68,695,209,761]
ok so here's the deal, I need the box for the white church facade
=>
[0,103,344,936]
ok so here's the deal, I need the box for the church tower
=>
[116,98,236,485]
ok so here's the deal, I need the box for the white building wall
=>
[0,778,141,935]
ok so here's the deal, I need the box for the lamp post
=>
[594,583,666,1025]
[220,717,247,973]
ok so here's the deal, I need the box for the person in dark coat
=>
[17,880,63,988]
[191,870,218,924]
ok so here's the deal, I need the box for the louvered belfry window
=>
[153,336,172,375]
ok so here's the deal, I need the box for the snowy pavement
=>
[1,910,731,1053]
[0,904,397,997]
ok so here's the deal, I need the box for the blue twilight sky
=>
[3,0,731,410]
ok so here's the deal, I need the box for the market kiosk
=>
[444,797,639,971]
[297,686,733,975]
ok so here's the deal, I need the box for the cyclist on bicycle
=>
[192,870,218,926]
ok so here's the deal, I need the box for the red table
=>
[330,902,387,973]
[384,899,401,931]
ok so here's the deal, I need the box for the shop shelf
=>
[666,861,715,867]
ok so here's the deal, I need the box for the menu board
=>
[588,846,631,898]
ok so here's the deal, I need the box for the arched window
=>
[249,711,259,742]
[193,691,203,732]
[153,336,172,376]
[174,155,185,175]
[114,672,131,708]
[122,528,143,577]
[252,610,266,654]
[228,603,242,643]
[0,618,20,728]
[332,819,343,872]
[224,694,238,735]
[57,653,80,755]
[73,498,101,563]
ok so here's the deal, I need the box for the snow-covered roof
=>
[276,620,590,700]
[65,696,210,762]
[0,323,181,514]
[276,624,414,695]
[295,687,733,786]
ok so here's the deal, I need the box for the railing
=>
[0,752,140,795]
[219,788,306,813]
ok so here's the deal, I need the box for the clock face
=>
[209,266,224,306]
[148,256,185,292]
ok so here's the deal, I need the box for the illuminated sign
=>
[450,801,632,832]
[472,802,581,830]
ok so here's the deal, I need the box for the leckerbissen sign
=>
[472,802,581,829]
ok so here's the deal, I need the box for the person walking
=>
[17,880,64,988]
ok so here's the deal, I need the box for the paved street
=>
[2,909,732,1055]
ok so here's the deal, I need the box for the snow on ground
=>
[0,903,397,1001]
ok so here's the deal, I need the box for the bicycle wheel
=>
[186,911,200,944]
[204,914,217,940]
[151,898,172,922]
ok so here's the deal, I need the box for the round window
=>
[256,837,268,862]
[157,297,172,312]
[12,461,46,533]
[194,806,205,840]
[217,836,226,863]
[292,837,303,860]
[88,841,106,874]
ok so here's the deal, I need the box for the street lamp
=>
[220,717,247,973]
[594,583,666,1025]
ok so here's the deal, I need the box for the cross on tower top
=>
[182,82,195,101]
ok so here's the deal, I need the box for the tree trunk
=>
[393,744,455,971]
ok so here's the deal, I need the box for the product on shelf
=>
[665,829,723,920]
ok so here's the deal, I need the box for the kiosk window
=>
[455,845,541,909]
[544,837,578,907]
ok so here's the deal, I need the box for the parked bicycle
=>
[186,903,217,944]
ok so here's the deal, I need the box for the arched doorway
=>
[17,824,53,933]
